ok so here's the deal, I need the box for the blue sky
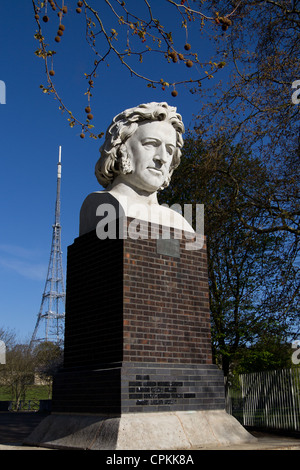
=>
[0,1,223,342]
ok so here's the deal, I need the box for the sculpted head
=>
[95,102,185,193]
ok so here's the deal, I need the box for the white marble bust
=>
[80,102,194,236]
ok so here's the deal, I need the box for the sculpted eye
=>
[166,145,175,155]
[143,140,158,148]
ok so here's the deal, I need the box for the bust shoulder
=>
[79,191,194,236]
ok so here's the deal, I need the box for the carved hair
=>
[95,102,185,189]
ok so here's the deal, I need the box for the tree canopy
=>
[31,0,238,137]
[195,0,300,238]
[159,135,300,375]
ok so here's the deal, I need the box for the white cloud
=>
[0,244,47,281]
[0,244,42,259]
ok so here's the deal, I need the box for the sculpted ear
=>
[118,144,133,175]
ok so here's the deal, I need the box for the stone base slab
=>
[24,410,256,450]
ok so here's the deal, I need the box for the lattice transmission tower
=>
[30,146,65,347]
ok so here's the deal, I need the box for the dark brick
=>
[52,221,225,415]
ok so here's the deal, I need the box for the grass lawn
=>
[0,385,51,401]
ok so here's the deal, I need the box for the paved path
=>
[0,412,51,449]
[200,431,300,450]
[0,412,300,450]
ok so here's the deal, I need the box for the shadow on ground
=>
[0,412,49,444]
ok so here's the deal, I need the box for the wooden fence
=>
[226,368,300,431]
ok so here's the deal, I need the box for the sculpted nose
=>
[155,145,168,164]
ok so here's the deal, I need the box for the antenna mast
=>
[30,146,65,347]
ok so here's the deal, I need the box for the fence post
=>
[240,374,245,426]
[263,372,267,428]
[290,369,297,431]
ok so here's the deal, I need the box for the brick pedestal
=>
[26,213,256,450]
[51,222,225,415]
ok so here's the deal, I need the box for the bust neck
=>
[108,178,159,205]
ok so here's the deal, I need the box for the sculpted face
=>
[121,120,177,193]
